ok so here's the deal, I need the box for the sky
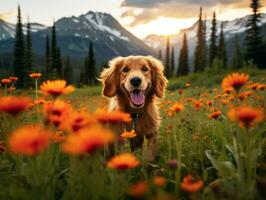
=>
[0,0,266,39]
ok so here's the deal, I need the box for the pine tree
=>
[84,41,96,85]
[50,22,60,78]
[25,17,33,74]
[158,49,162,60]
[177,33,189,76]
[56,47,62,78]
[45,34,51,79]
[202,14,207,69]
[231,34,242,69]
[245,0,264,68]
[209,11,218,66]
[218,22,227,68]
[165,36,171,78]
[171,46,175,76]
[13,5,25,88]
[64,56,73,83]
[194,7,205,72]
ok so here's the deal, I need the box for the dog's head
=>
[100,56,168,109]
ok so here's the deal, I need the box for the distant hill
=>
[143,14,266,69]
[0,11,155,67]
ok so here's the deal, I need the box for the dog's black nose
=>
[130,77,142,87]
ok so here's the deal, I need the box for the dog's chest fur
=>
[108,98,160,137]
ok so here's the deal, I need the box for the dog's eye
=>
[142,66,149,72]
[122,66,129,73]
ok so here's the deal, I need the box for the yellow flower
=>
[208,111,222,119]
[62,125,114,155]
[121,129,137,139]
[107,153,140,170]
[44,99,72,127]
[221,73,249,92]
[40,80,74,97]
[9,125,51,156]
[29,73,42,79]
[9,77,18,82]
[228,106,264,128]
[171,102,184,112]
[1,78,11,85]
[60,111,97,132]
[94,109,132,123]
[153,176,167,187]
[181,175,204,193]
[0,96,32,116]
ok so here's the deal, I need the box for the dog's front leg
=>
[146,133,158,163]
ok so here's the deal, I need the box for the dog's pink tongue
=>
[130,91,145,106]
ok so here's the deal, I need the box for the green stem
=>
[4,84,7,96]
[35,79,38,100]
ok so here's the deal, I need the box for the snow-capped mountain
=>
[143,13,266,62]
[0,11,155,66]
[0,19,46,40]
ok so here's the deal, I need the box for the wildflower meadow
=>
[0,68,265,200]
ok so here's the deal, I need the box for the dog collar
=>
[130,112,143,130]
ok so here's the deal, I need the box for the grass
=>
[0,68,265,200]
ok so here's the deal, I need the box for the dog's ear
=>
[100,57,124,97]
[146,56,168,98]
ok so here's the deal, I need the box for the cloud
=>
[120,0,253,26]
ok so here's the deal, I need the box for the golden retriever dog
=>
[100,55,167,162]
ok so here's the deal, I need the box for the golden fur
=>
[100,55,168,161]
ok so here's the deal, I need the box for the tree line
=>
[11,5,96,88]
[161,0,266,78]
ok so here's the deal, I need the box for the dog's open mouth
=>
[129,90,145,107]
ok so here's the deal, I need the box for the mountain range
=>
[143,13,266,68]
[0,11,266,70]
[0,11,155,67]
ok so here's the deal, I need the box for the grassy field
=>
[0,68,265,200]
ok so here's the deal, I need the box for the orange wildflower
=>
[220,99,227,105]
[1,78,11,85]
[0,96,31,116]
[40,80,74,97]
[221,73,249,92]
[29,73,42,79]
[121,129,137,139]
[153,176,167,187]
[224,87,233,94]
[128,181,149,197]
[62,125,114,155]
[214,94,222,99]
[229,95,235,101]
[33,99,47,105]
[107,153,140,170]
[185,83,191,88]
[171,102,184,112]
[257,84,266,90]
[193,100,202,110]
[9,125,51,156]
[60,111,97,132]
[94,109,131,123]
[178,89,183,95]
[238,92,247,101]
[228,106,264,128]
[208,111,222,119]
[7,86,16,93]
[180,175,204,193]
[44,99,72,127]
[51,130,65,143]
[206,100,212,106]
[9,77,18,82]
[192,135,200,141]
[0,141,6,153]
